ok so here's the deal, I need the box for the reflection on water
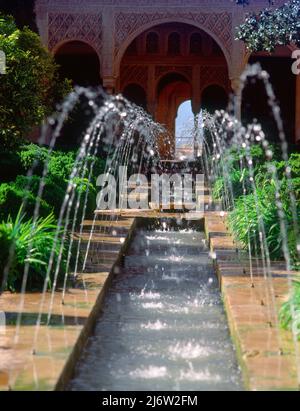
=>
[69,226,243,391]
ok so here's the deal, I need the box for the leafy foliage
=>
[0,15,71,147]
[0,182,52,221]
[237,0,300,52]
[0,144,106,221]
[212,169,249,202]
[212,144,271,203]
[0,208,65,291]
[280,280,300,340]
[213,146,300,268]
[228,185,298,263]
[0,142,107,292]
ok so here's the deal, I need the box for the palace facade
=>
[35,0,299,155]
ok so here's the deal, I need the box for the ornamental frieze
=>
[48,13,102,52]
[115,11,232,56]
[120,65,148,89]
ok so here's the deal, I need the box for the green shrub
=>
[14,175,66,217]
[0,144,106,221]
[13,174,98,220]
[228,185,299,268]
[0,15,71,147]
[0,208,65,291]
[0,150,25,182]
[0,182,51,221]
[18,143,106,184]
[212,169,250,202]
[279,280,300,340]
[17,143,49,176]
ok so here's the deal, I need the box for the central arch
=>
[119,21,230,159]
[115,17,231,75]
[156,73,192,158]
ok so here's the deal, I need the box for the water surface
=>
[69,224,243,391]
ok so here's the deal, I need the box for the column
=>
[231,77,242,121]
[147,65,156,117]
[102,8,115,93]
[35,3,48,47]
[102,77,116,94]
[229,4,248,122]
[191,65,201,115]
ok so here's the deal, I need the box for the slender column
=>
[296,73,300,145]
[102,7,115,92]
[231,78,242,121]
[102,77,116,94]
[35,3,48,47]
[147,65,156,117]
[192,65,201,115]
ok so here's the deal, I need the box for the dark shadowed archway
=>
[123,83,147,110]
[119,21,229,158]
[55,41,101,87]
[201,85,228,113]
[242,55,295,145]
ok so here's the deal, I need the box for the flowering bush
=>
[236,0,300,52]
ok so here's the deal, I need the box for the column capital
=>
[231,77,243,93]
[103,76,117,94]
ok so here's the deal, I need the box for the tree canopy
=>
[0,15,71,148]
[236,0,300,52]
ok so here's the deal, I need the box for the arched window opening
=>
[190,33,202,55]
[146,32,159,54]
[168,32,181,55]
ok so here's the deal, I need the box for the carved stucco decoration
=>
[48,13,102,53]
[200,65,230,92]
[115,11,232,58]
[155,66,193,83]
[120,65,148,90]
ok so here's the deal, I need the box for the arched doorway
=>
[175,100,195,160]
[242,54,295,145]
[119,22,229,158]
[54,41,102,148]
[201,85,228,113]
[123,83,147,110]
[156,73,192,158]
[55,41,101,86]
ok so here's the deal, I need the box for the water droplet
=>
[209,252,217,260]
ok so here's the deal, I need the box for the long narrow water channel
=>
[69,221,243,391]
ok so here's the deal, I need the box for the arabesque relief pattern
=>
[48,12,102,52]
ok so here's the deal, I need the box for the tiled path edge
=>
[0,218,137,391]
[204,211,300,391]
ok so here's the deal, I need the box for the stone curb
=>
[204,211,300,391]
